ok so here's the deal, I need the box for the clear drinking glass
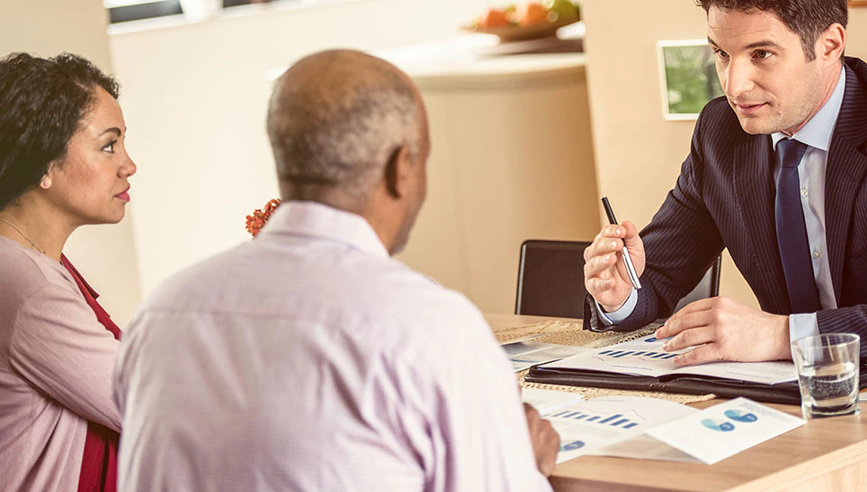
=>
[792,333,860,419]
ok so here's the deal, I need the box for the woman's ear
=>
[40,161,60,189]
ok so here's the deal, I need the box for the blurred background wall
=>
[5,0,867,321]
[107,0,495,300]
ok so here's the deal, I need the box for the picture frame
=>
[657,39,724,121]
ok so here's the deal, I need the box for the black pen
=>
[601,196,641,290]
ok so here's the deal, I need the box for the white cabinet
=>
[381,35,601,313]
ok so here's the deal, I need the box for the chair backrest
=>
[516,240,591,319]
[671,255,721,314]
[515,239,721,319]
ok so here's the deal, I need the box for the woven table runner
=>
[498,320,716,404]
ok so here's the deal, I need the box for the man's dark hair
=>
[696,0,848,61]
[0,52,120,210]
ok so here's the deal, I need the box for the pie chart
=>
[701,418,735,432]
[561,440,585,451]
[725,409,758,423]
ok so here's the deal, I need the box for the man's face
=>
[708,7,824,135]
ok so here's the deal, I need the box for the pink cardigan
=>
[0,237,121,492]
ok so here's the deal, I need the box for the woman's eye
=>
[103,141,116,153]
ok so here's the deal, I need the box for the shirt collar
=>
[772,66,846,152]
[257,200,390,258]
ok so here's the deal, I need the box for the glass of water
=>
[792,333,860,419]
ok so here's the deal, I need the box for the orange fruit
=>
[477,8,511,28]
[515,2,550,26]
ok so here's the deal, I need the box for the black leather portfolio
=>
[525,363,867,406]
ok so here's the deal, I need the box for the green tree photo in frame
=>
[658,40,724,120]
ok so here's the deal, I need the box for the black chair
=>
[515,239,721,319]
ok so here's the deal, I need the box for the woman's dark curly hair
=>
[0,53,120,210]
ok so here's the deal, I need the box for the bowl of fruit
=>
[464,0,581,43]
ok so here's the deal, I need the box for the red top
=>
[60,256,120,492]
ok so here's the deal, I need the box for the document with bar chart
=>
[504,340,589,372]
[545,396,698,463]
[542,334,797,384]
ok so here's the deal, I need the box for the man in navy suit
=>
[582,0,867,364]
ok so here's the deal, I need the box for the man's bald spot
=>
[276,50,412,106]
[268,50,419,148]
[266,49,422,203]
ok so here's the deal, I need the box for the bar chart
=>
[596,349,678,360]
[550,409,641,429]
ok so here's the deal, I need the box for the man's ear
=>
[819,23,846,64]
[384,145,411,199]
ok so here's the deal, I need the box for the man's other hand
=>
[655,296,791,365]
[523,403,560,477]
[584,221,645,312]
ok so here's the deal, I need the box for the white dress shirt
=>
[598,67,847,348]
[115,201,551,492]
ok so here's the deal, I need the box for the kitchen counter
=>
[373,22,586,91]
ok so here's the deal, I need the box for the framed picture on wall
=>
[657,39,724,121]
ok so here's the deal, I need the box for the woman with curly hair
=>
[0,52,136,492]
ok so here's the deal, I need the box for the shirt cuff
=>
[595,288,638,326]
[788,312,820,356]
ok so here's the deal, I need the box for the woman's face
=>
[44,86,136,226]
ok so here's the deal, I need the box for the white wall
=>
[1,0,143,326]
[109,0,494,297]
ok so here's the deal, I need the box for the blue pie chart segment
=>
[725,409,758,423]
[561,440,585,452]
[701,418,735,432]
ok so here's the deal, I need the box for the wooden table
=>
[485,314,867,492]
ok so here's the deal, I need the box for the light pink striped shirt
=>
[115,201,552,492]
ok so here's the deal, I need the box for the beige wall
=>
[109,0,494,297]
[1,0,143,325]
[847,9,867,59]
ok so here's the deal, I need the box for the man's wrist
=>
[596,288,638,326]
[601,299,628,313]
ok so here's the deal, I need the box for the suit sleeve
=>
[584,105,726,332]
[817,308,867,357]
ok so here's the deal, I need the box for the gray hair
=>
[267,51,421,201]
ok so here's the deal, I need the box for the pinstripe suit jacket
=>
[585,57,867,349]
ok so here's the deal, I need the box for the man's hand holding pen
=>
[584,221,645,312]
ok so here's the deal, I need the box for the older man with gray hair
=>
[114,49,558,491]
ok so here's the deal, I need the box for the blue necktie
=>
[775,138,820,313]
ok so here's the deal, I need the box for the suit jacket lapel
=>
[826,61,867,301]
[733,134,791,313]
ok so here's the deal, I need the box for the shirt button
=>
[801,188,809,197]
[813,249,821,259]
